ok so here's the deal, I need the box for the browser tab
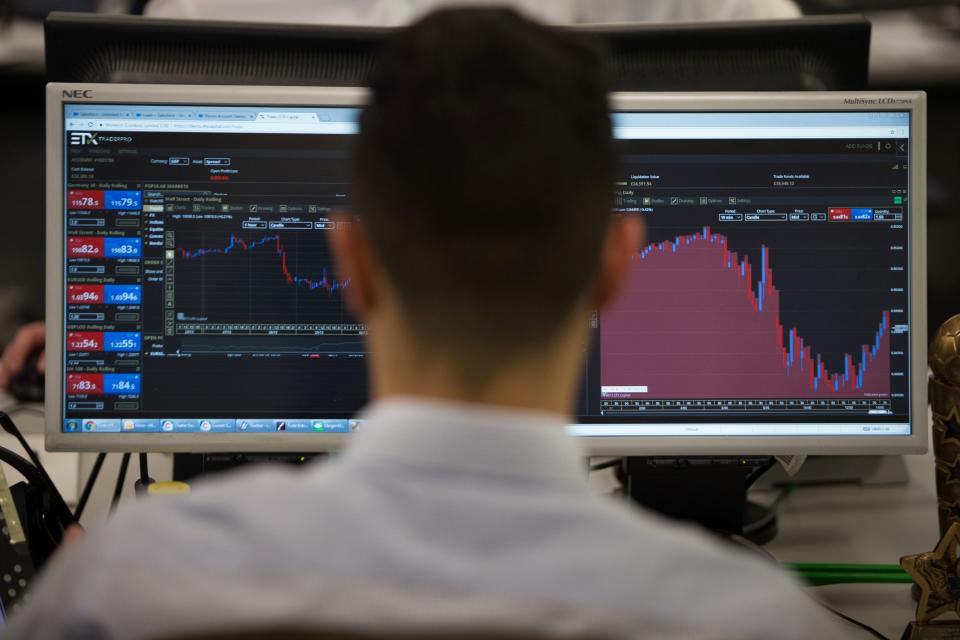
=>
[197,112,257,121]
[140,110,195,120]
[255,112,320,123]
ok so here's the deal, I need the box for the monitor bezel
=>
[45,83,927,455]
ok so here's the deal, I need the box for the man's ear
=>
[593,215,645,310]
[328,213,379,320]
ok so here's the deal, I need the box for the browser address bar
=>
[64,121,907,139]
[65,120,359,134]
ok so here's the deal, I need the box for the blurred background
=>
[1,0,958,344]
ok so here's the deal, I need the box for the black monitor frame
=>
[45,11,870,91]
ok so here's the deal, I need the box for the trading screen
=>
[60,104,912,437]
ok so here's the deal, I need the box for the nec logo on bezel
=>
[62,89,93,99]
[70,132,98,146]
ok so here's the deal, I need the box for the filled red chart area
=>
[600,227,890,400]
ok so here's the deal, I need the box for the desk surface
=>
[764,442,938,638]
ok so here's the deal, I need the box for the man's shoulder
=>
[561,497,843,638]
[86,462,340,562]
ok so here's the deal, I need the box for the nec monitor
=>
[45,84,927,455]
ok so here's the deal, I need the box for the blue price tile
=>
[104,285,141,304]
[103,373,141,395]
[104,237,141,258]
[104,332,140,352]
[104,190,142,210]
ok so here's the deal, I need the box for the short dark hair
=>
[352,8,615,376]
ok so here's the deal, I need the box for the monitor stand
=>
[172,452,323,482]
[623,456,779,545]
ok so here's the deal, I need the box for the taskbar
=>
[63,418,911,437]
[63,417,364,434]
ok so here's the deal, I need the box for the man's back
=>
[8,400,841,639]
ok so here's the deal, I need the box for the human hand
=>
[0,322,46,391]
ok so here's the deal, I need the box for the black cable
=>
[110,453,131,514]
[745,456,777,489]
[823,605,890,640]
[0,414,49,479]
[138,453,149,485]
[0,411,76,524]
[135,452,155,496]
[0,412,46,472]
[75,452,107,521]
[589,457,623,472]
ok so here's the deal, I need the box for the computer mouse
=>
[9,351,44,404]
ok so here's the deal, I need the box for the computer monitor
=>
[45,84,927,456]
[45,12,870,92]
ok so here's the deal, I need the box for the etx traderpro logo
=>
[70,132,98,146]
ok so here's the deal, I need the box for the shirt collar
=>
[338,396,589,487]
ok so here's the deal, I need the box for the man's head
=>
[332,8,642,401]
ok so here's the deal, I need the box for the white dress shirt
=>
[7,398,842,639]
